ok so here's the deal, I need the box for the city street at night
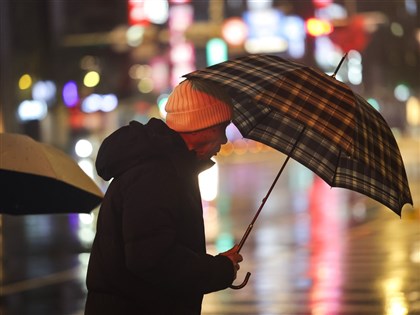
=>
[1,0,419,314]
[1,136,419,315]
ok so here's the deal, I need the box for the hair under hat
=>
[165,79,233,132]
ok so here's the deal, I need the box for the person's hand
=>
[219,244,243,279]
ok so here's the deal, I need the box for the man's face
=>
[182,122,230,160]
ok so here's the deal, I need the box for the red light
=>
[69,107,85,129]
[222,18,248,46]
[305,18,333,37]
[312,0,332,8]
[128,0,150,26]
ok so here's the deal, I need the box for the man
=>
[85,78,243,314]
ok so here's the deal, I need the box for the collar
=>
[144,118,215,176]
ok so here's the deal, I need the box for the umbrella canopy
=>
[0,133,103,215]
[185,54,413,216]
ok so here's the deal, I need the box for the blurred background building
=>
[1,0,419,223]
[1,0,420,212]
[1,0,419,153]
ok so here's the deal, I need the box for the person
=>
[84,78,244,315]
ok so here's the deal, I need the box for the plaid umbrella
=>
[185,54,413,216]
[185,54,413,290]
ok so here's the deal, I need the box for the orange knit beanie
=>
[165,79,233,132]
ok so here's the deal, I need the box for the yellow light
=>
[391,22,404,37]
[383,278,409,315]
[137,78,154,93]
[306,18,333,37]
[83,71,100,87]
[19,74,32,90]
[406,96,420,126]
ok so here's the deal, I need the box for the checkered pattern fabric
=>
[185,54,412,215]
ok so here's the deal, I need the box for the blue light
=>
[62,81,79,108]
[368,98,381,112]
[81,93,118,113]
[17,100,48,121]
[32,80,56,105]
[206,38,228,66]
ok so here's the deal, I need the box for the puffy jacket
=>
[85,119,234,315]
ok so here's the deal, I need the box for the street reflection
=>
[1,142,419,314]
[411,241,420,263]
[309,176,346,315]
[381,220,411,315]
[383,278,409,315]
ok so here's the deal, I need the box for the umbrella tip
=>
[331,52,348,78]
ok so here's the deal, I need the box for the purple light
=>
[62,81,79,107]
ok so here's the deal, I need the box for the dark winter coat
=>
[85,119,234,315]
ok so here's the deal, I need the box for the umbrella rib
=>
[331,149,343,186]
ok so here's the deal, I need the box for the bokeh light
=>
[81,93,118,113]
[391,22,404,37]
[126,25,144,47]
[17,100,48,121]
[137,78,154,93]
[144,0,169,24]
[83,71,100,88]
[368,98,381,111]
[206,38,228,66]
[305,18,333,37]
[18,74,32,90]
[78,158,95,179]
[406,96,420,126]
[199,159,219,201]
[101,94,119,112]
[32,80,56,104]
[75,139,93,158]
[222,18,248,46]
[394,84,411,102]
[62,81,79,107]
[157,94,169,118]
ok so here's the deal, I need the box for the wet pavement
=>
[1,136,419,315]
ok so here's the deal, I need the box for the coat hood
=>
[96,119,188,181]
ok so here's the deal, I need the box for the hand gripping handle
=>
[230,272,251,290]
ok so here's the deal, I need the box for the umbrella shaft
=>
[238,127,305,253]
[237,154,292,253]
[236,126,305,253]
[332,53,348,78]
[238,224,253,251]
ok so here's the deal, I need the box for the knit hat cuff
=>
[166,100,232,132]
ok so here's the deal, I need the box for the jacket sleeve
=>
[120,161,235,294]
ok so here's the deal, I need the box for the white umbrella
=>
[0,133,103,215]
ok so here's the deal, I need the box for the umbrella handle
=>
[228,155,293,291]
[230,272,251,290]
